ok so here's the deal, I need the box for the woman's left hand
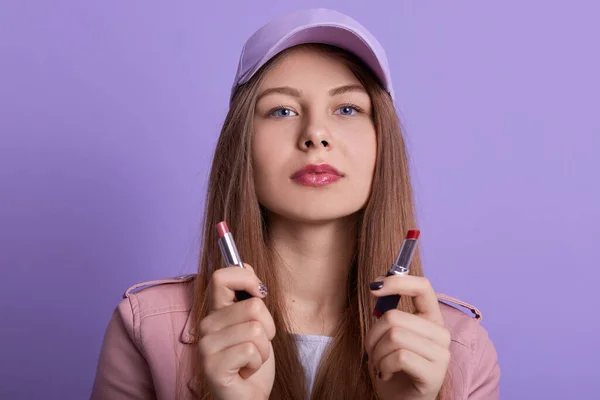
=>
[365,275,451,400]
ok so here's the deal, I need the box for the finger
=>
[200,297,276,340]
[378,348,432,382]
[203,341,264,382]
[370,326,442,372]
[199,320,271,364]
[209,264,267,311]
[365,310,451,355]
[370,275,443,324]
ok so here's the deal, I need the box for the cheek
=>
[251,139,270,190]
[251,128,288,199]
[252,120,289,162]
[252,123,273,172]
[351,129,378,177]
[353,133,377,208]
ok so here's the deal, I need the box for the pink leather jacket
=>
[90,275,500,399]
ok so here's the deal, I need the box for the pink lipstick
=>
[372,230,420,318]
[216,221,252,301]
[290,163,342,187]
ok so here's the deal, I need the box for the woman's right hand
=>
[198,264,276,400]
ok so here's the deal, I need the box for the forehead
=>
[259,47,362,90]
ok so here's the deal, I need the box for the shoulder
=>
[117,273,197,345]
[437,292,483,348]
[92,275,198,398]
[436,293,500,399]
[122,273,196,309]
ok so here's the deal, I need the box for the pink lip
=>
[290,164,343,187]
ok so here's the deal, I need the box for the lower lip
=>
[292,173,342,187]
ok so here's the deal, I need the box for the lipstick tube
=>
[216,221,253,301]
[372,230,420,318]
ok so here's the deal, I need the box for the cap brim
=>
[234,23,393,100]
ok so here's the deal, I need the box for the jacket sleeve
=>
[467,322,501,399]
[90,298,156,399]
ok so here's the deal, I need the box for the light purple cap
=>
[231,8,394,102]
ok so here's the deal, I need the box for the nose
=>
[297,117,333,152]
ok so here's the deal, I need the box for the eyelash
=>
[267,103,364,117]
[267,104,294,116]
[337,102,364,114]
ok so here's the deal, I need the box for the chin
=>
[282,211,357,224]
[262,198,367,225]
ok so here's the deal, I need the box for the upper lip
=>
[290,163,343,179]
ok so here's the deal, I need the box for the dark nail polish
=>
[377,370,382,379]
[362,351,368,362]
[369,281,384,290]
[258,282,268,296]
[234,290,253,301]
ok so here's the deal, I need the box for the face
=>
[252,46,377,223]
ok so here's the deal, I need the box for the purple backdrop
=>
[1,1,598,399]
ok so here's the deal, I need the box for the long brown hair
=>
[186,44,451,399]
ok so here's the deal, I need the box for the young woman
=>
[91,8,500,400]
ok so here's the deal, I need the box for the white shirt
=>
[294,334,333,395]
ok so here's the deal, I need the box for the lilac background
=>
[1,1,598,399]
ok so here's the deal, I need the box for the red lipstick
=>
[372,230,420,318]
[216,221,252,301]
[290,163,342,187]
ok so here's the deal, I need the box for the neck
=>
[267,213,359,336]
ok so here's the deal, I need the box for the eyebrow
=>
[256,86,301,101]
[256,84,367,101]
[329,84,367,96]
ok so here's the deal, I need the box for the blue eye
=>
[270,108,297,118]
[335,105,359,116]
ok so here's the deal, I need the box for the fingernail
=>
[369,281,384,290]
[377,370,382,379]
[258,282,268,297]
[362,351,368,362]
